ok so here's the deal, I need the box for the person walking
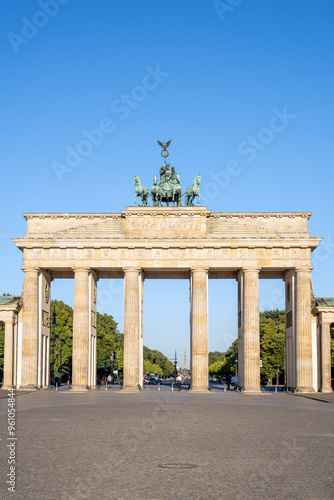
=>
[226,373,231,390]
[107,373,112,387]
[177,375,182,391]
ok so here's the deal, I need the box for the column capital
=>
[21,267,40,273]
[295,266,313,273]
[242,267,260,274]
[319,312,334,326]
[123,267,142,274]
[72,267,91,273]
[190,267,209,274]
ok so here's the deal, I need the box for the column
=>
[72,268,90,391]
[21,268,40,389]
[89,271,98,389]
[319,315,332,393]
[295,267,314,392]
[190,268,209,392]
[139,273,144,389]
[243,268,261,393]
[123,268,142,391]
[237,270,244,389]
[284,270,296,391]
[2,317,15,388]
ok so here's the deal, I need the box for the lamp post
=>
[104,349,107,383]
[59,342,62,385]
[51,306,57,387]
[235,357,238,377]
[110,351,114,383]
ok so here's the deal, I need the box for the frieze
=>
[50,248,61,259]
[127,216,201,234]
[91,311,97,328]
[42,310,50,328]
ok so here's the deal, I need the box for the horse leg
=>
[134,194,137,205]
[197,193,200,204]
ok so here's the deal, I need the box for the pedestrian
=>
[107,373,112,387]
[226,373,231,390]
[177,374,182,391]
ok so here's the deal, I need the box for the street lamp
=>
[110,351,114,383]
[51,306,57,386]
[104,349,107,382]
[59,342,62,385]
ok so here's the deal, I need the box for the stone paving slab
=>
[0,389,333,500]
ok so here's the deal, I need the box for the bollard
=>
[275,385,277,393]
[171,383,174,392]
[158,383,160,391]
[106,383,108,391]
[56,382,58,391]
[224,386,226,392]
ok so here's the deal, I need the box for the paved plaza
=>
[0,386,333,500]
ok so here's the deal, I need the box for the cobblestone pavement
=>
[0,387,333,500]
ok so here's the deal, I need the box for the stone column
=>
[2,316,15,388]
[21,268,40,389]
[295,267,314,392]
[72,268,90,391]
[123,268,141,391]
[243,268,261,393]
[284,270,296,391]
[190,268,209,392]
[319,314,332,393]
[237,270,244,390]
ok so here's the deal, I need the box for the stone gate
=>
[3,206,332,393]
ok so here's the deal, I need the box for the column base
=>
[0,385,15,390]
[320,387,333,393]
[18,384,40,391]
[70,385,89,392]
[242,388,263,394]
[122,385,141,392]
[189,386,210,392]
[295,387,315,393]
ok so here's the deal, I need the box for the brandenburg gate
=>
[11,206,323,393]
[3,141,331,394]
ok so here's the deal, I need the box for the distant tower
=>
[184,350,187,371]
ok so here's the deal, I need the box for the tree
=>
[260,309,285,383]
[209,351,225,365]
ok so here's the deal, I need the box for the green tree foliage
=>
[208,340,238,377]
[143,347,174,376]
[260,309,285,382]
[209,351,225,365]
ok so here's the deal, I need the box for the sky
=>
[1,0,334,366]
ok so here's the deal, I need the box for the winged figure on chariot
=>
[133,140,201,207]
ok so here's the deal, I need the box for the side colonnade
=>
[3,208,331,394]
[11,264,326,393]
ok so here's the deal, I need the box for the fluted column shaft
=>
[123,268,141,391]
[243,268,260,393]
[319,317,332,393]
[3,318,15,388]
[72,268,90,391]
[191,268,209,391]
[21,268,39,389]
[295,268,314,392]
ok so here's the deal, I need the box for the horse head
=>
[153,175,158,184]
[133,175,139,185]
[195,174,201,185]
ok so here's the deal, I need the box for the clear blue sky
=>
[1,1,333,365]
